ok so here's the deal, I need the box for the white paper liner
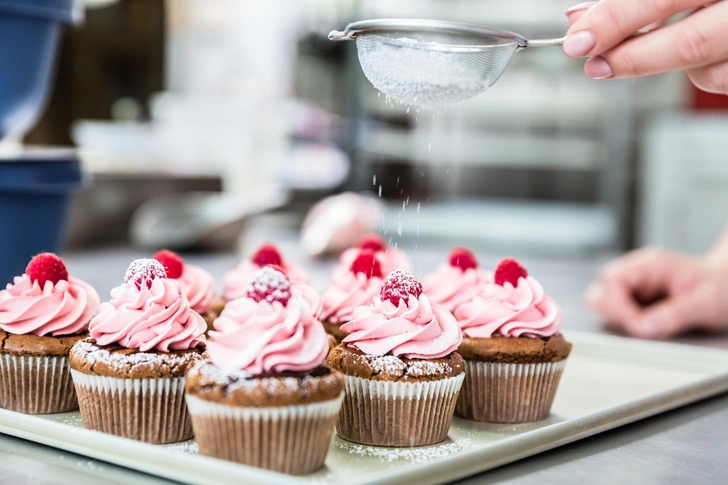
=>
[456,359,568,423]
[0,354,77,414]
[70,370,191,444]
[337,373,465,447]
[186,394,344,475]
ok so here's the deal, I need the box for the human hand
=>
[563,0,728,94]
[585,247,728,339]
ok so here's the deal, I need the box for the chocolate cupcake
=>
[320,249,383,344]
[186,266,343,475]
[422,248,493,313]
[0,253,99,414]
[70,259,206,444]
[327,270,464,447]
[154,250,218,332]
[454,258,572,423]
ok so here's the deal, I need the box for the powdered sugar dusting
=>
[70,340,201,373]
[194,361,316,396]
[246,266,292,306]
[406,360,452,378]
[366,355,406,375]
[380,270,423,306]
[124,258,167,289]
[165,441,199,454]
[335,438,474,463]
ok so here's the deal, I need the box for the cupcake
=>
[154,250,217,331]
[422,248,493,313]
[70,259,206,444]
[320,249,383,344]
[215,243,309,314]
[0,253,99,414]
[186,266,344,475]
[327,270,464,447]
[454,258,572,423]
[338,234,413,276]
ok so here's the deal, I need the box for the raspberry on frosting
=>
[449,248,478,272]
[350,250,383,279]
[252,244,283,267]
[494,258,528,287]
[359,234,386,252]
[125,259,168,290]
[154,250,184,279]
[26,253,68,287]
[380,270,423,307]
[246,266,292,307]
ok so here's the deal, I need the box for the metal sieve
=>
[329,19,566,106]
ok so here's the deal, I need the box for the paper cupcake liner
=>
[336,373,465,447]
[456,359,568,423]
[0,354,78,414]
[71,370,191,444]
[186,394,344,475]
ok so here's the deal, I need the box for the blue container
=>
[0,150,84,286]
[0,0,77,139]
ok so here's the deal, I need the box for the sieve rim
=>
[329,18,528,48]
[360,33,520,52]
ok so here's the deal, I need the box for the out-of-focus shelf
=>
[358,125,604,170]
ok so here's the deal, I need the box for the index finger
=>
[564,0,706,58]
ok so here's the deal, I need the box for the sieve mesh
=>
[356,31,519,106]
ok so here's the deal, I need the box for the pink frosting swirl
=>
[0,275,100,337]
[341,295,462,359]
[339,247,413,277]
[454,276,562,338]
[223,260,309,301]
[89,279,206,352]
[177,264,216,315]
[320,268,381,324]
[206,285,328,373]
[422,264,493,313]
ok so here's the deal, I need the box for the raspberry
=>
[448,248,478,271]
[350,250,383,278]
[125,259,168,290]
[247,266,291,306]
[359,234,386,252]
[252,244,283,267]
[380,270,423,307]
[26,253,68,287]
[494,258,528,287]
[153,250,184,279]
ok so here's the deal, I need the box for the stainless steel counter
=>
[1,243,726,485]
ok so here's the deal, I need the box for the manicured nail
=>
[566,2,597,16]
[637,318,662,339]
[585,56,614,79]
[563,31,596,58]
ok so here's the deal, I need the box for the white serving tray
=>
[1,332,727,485]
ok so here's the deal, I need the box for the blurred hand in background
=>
[564,0,728,94]
[586,228,728,339]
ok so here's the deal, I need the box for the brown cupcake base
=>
[321,321,348,346]
[0,354,78,414]
[336,374,464,447]
[455,359,568,423]
[72,370,192,444]
[187,395,343,475]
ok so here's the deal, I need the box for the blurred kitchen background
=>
[3,0,728,287]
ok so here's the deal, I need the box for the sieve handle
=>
[525,36,567,47]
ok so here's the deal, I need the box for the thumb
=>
[628,292,700,339]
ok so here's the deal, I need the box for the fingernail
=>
[638,318,662,339]
[566,2,597,16]
[563,31,596,58]
[585,56,614,79]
